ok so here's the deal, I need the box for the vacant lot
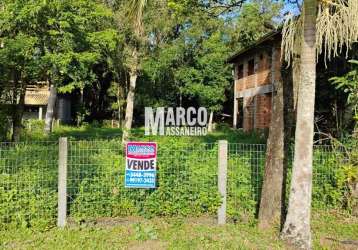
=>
[1,211,357,250]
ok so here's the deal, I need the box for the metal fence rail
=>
[0,139,350,228]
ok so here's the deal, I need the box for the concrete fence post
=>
[58,137,68,228]
[218,140,228,225]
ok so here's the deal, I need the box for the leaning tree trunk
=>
[258,77,285,229]
[12,88,25,142]
[44,85,57,135]
[122,70,137,143]
[259,57,297,229]
[281,1,317,249]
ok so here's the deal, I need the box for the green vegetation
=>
[331,59,358,123]
[0,212,357,250]
[0,123,355,231]
[0,0,286,140]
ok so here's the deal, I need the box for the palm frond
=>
[127,0,148,36]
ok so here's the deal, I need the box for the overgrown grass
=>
[1,121,355,230]
[0,212,357,250]
[1,120,356,250]
[21,120,266,144]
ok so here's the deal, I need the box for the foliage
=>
[282,0,358,64]
[230,0,282,49]
[136,0,283,117]
[0,108,11,141]
[331,60,358,122]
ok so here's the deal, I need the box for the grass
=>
[2,121,355,249]
[21,120,266,144]
[0,211,357,250]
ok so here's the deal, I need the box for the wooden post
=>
[58,137,68,228]
[218,140,228,225]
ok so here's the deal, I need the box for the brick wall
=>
[255,94,272,129]
[232,37,281,131]
[257,52,271,86]
[243,94,272,131]
[243,97,255,132]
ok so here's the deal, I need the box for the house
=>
[227,30,282,132]
[1,82,72,123]
[228,30,355,136]
[23,83,50,120]
[25,84,72,123]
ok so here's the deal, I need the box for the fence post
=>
[218,140,228,225]
[58,137,68,228]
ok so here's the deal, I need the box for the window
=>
[248,59,255,75]
[237,64,244,79]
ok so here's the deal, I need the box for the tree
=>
[176,29,232,131]
[230,0,283,49]
[0,1,43,141]
[120,0,248,140]
[117,0,147,142]
[281,1,317,248]
[280,0,358,248]
[233,0,289,229]
[41,0,116,133]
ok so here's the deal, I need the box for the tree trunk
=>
[258,78,285,229]
[122,71,137,142]
[208,111,214,132]
[118,105,121,128]
[352,181,358,216]
[11,89,25,142]
[258,58,297,230]
[281,1,317,249]
[44,85,57,135]
[117,84,122,128]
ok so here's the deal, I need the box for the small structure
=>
[1,82,72,123]
[228,31,282,132]
[24,83,50,120]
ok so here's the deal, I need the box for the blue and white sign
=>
[125,142,157,188]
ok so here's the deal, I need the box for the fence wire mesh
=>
[0,139,351,228]
[228,143,266,221]
[67,141,218,220]
[0,141,58,228]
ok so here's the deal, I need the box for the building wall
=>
[233,40,281,131]
[255,94,272,129]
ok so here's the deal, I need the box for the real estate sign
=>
[125,142,157,188]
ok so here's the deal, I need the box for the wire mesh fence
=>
[227,143,266,222]
[67,141,219,221]
[0,139,352,229]
[0,141,58,228]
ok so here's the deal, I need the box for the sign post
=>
[125,142,157,188]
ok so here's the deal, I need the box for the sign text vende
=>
[125,142,157,188]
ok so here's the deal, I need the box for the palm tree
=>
[281,1,317,248]
[122,0,147,142]
[279,0,358,248]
